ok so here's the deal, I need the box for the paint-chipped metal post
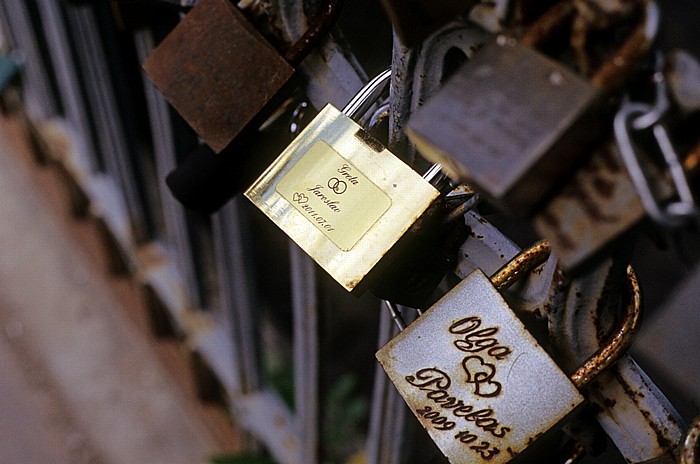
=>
[548,258,686,462]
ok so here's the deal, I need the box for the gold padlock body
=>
[245,104,440,293]
[376,269,584,463]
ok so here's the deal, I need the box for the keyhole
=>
[441,47,468,84]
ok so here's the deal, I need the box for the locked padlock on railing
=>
[142,0,341,153]
[245,70,464,306]
[405,1,658,216]
[376,242,641,464]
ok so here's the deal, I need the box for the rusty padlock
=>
[142,0,341,153]
[377,242,641,463]
[405,1,657,216]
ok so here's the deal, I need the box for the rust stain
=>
[570,266,640,389]
[613,369,676,453]
[590,8,652,91]
[490,241,551,291]
[142,0,294,153]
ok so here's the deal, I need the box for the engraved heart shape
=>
[293,192,308,204]
[461,355,502,398]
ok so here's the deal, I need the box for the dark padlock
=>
[379,0,477,48]
[164,97,315,214]
[142,0,340,153]
[406,1,657,216]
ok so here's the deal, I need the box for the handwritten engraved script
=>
[403,316,514,460]
[276,141,391,251]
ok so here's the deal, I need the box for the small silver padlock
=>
[405,2,658,216]
[376,242,641,464]
[246,70,455,303]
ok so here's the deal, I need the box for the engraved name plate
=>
[377,270,584,463]
[276,141,391,251]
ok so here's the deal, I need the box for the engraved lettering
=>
[450,316,513,360]
[416,406,456,431]
[337,164,359,185]
[455,430,478,444]
[470,441,501,460]
[276,141,391,251]
[306,185,341,212]
[405,368,510,439]
[406,367,451,390]
[291,195,336,232]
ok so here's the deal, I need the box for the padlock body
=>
[407,39,606,215]
[142,0,294,153]
[245,104,440,293]
[376,270,584,464]
[533,142,647,272]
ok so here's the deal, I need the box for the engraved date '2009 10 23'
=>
[406,316,513,461]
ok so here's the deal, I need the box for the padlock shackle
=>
[520,0,659,92]
[590,1,659,91]
[282,0,343,66]
[570,265,641,389]
[342,69,451,192]
[520,0,575,49]
[342,68,391,120]
[489,241,551,291]
[681,415,700,464]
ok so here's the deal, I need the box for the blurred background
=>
[0,1,699,463]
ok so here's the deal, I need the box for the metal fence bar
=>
[132,27,201,306]
[34,0,97,173]
[212,199,263,394]
[290,243,320,464]
[63,3,146,243]
[366,308,411,464]
[0,0,57,119]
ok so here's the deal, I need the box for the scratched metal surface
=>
[377,270,584,464]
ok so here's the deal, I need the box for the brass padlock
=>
[142,0,340,153]
[405,2,657,215]
[376,242,641,464]
[245,70,447,299]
